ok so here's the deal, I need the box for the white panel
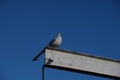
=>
[45,49,120,78]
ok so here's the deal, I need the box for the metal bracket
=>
[46,58,53,65]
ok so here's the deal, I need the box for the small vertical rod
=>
[42,49,45,80]
[42,65,45,80]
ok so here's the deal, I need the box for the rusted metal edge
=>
[44,64,120,79]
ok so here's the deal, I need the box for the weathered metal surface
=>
[45,47,120,79]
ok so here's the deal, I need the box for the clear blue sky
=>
[0,0,120,80]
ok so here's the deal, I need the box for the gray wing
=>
[47,38,56,47]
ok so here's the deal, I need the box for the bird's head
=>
[57,33,63,37]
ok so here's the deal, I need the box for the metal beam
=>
[44,47,120,79]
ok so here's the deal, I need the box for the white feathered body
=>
[53,35,62,47]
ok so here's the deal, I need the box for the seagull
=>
[32,33,63,61]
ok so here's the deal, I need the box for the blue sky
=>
[0,0,120,80]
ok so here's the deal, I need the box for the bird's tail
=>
[32,48,46,61]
